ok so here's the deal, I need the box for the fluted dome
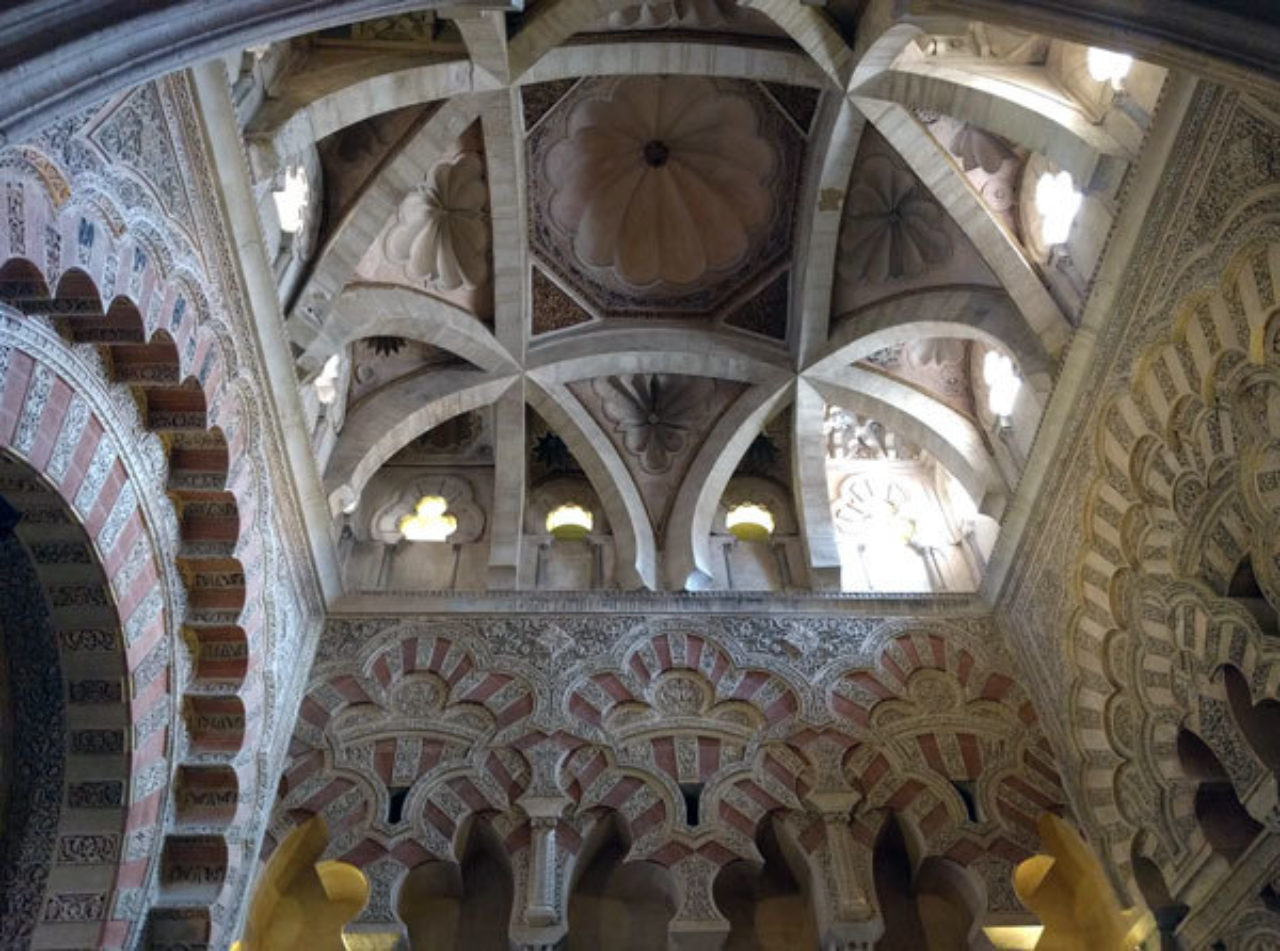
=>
[545,76,776,287]
[384,152,490,291]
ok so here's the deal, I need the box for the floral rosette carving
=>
[384,152,490,290]
[546,76,776,287]
[593,373,715,474]
[949,123,1016,174]
[840,154,953,283]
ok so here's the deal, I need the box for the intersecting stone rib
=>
[324,369,519,514]
[853,99,1071,357]
[808,286,1054,399]
[286,94,484,352]
[665,380,793,590]
[526,373,656,590]
[486,380,526,589]
[790,379,842,591]
[808,365,1008,515]
[298,283,517,377]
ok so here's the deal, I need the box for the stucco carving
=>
[384,152,490,291]
[1001,86,1280,940]
[546,76,774,288]
[839,154,953,283]
[592,374,716,475]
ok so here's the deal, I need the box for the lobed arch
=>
[0,169,281,946]
[0,450,137,948]
[1065,234,1280,886]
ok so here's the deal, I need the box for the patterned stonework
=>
[2,70,325,948]
[260,610,1065,940]
[0,8,1273,950]
[1001,85,1280,941]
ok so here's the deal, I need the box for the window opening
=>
[680,783,704,827]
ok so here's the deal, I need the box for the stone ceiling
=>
[527,75,808,326]
[2,0,1259,947]
[245,2,1170,599]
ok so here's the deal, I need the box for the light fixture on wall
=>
[1086,47,1133,88]
[398,495,457,542]
[546,503,593,540]
[314,353,340,405]
[983,350,1022,420]
[726,503,775,542]
[1034,170,1082,246]
[273,165,309,234]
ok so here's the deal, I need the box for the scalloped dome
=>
[545,75,776,287]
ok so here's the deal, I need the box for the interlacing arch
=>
[1069,237,1280,898]
[824,631,1064,866]
[0,161,267,947]
[257,619,1070,944]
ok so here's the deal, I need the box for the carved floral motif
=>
[592,373,715,474]
[384,152,490,291]
[546,76,775,287]
[839,155,952,283]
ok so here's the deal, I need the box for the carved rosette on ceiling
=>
[833,128,998,319]
[917,113,1025,239]
[859,338,976,418]
[839,154,953,284]
[592,373,715,475]
[528,76,804,318]
[385,152,490,291]
[571,373,743,531]
[548,76,773,287]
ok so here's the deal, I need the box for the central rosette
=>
[545,76,777,288]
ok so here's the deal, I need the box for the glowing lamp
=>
[273,165,309,234]
[983,350,1022,419]
[398,496,457,542]
[1086,47,1133,87]
[726,503,775,542]
[546,503,593,540]
[314,353,340,405]
[1034,170,1082,246]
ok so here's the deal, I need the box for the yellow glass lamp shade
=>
[726,503,775,542]
[398,495,457,542]
[547,503,593,540]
